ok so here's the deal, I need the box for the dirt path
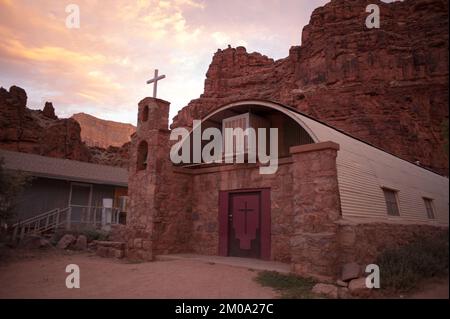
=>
[0,250,277,299]
[407,277,449,299]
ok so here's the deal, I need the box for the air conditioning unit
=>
[118,196,129,212]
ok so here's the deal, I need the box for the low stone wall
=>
[337,219,449,266]
[107,224,152,260]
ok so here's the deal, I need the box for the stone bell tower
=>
[126,97,170,261]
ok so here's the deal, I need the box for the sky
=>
[0,0,331,125]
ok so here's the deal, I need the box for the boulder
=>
[20,235,52,249]
[57,234,76,249]
[341,262,361,281]
[74,235,87,250]
[348,277,372,298]
[312,283,338,299]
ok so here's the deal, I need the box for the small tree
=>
[0,157,31,226]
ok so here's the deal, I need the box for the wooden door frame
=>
[218,188,271,260]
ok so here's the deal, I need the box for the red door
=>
[219,189,271,260]
[228,192,261,258]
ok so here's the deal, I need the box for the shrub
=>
[81,228,109,242]
[51,228,109,245]
[255,271,317,299]
[0,158,32,225]
[376,231,449,291]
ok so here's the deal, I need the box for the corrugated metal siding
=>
[293,113,449,225]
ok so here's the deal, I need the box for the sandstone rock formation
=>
[0,86,129,168]
[89,143,130,168]
[0,85,92,162]
[71,113,135,148]
[42,102,57,119]
[172,0,449,175]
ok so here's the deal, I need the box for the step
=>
[93,240,126,259]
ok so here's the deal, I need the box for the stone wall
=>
[189,161,294,262]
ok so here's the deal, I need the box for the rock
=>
[20,235,52,249]
[341,262,361,282]
[338,287,351,299]
[348,278,367,291]
[57,234,76,249]
[95,241,126,259]
[74,235,87,250]
[114,249,124,259]
[0,85,129,168]
[71,113,135,148]
[312,283,338,299]
[42,102,57,119]
[348,277,372,298]
[9,85,27,108]
[336,279,348,287]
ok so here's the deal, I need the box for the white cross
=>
[146,69,166,98]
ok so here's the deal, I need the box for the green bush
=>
[376,231,449,291]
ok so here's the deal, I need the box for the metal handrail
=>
[11,208,60,228]
[11,205,121,241]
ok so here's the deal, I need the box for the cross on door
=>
[239,201,254,233]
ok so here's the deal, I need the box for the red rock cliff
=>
[172,0,449,175]
[0,86,129,168]
[71,113,135,149]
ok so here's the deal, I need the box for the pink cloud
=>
[0,0,329,125]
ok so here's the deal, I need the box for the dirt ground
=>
[0,249,277,299]
[407,277,449,299]
[0,248,448,299]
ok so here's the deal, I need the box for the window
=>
[382,188,400,216]
[141,105,149,122]
[423,198,436,219]
[136,141,148,171]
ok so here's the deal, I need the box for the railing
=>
[11,205,121,241]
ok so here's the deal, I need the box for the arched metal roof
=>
[178,99,449,225]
